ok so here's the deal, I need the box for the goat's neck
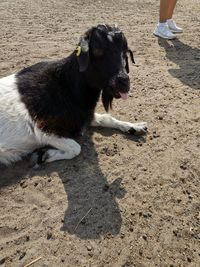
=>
[61,55,101,110]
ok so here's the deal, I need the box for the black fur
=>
[16,24,134,138]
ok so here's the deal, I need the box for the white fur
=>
[91,113,147,134]
[0,74,38,164]
[35,135,81,162]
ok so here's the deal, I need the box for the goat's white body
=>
[0,74,80,165]
[0,74,38,164]
[0,74,147,166]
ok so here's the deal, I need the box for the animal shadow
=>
[158,38,200,90]
[0,129,130,240]
[59,130,127,239]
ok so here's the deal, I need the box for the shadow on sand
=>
[0,129,145,239]
[158,38,200,90]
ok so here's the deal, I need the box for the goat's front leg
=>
[31,133,81,167]
[91,113,147,135]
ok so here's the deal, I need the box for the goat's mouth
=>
[102,87,129,112]
[107,79,130,100]
[103,85,129,100]
[115,91,129,100]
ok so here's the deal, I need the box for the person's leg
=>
[166,0,183,33]
[159,0,170,23]
[167,0,177,20]
[154,0,176,39]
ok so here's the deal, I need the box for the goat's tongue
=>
[119,92,128,100]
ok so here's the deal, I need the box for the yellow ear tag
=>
[76,46,81,57]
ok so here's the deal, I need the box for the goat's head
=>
[75,24,135,111]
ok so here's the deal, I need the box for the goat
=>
[0,24,147,166]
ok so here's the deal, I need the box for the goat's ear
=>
[125,49,135,74]
[125,55,129,73]
[128,49,135,64]
[76,38,89,72]
[102,91,113,112]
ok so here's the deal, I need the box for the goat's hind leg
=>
[91,113,147,135]
[30,135,81,167]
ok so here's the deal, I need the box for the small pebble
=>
[158,116,163,120]
[86,245,92,251]
[142,235,147,241]
[88,252,93,257]
[120,233,125,239]
[47,232,52,240]
[19,252,26,260]
[180,164,187,170]
[0,258,6,265]
[20,181,27,188]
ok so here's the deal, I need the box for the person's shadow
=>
[158,38,200,90]
[0,129,144,239]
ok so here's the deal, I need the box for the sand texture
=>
[0,0,200,266]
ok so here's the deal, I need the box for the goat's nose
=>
[116,75,129,89]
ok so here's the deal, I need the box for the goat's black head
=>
[75,24,135,111]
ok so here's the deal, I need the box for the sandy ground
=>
[0,0,200,266]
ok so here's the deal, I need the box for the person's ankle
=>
[167,18,173,23]
[158,22,167,28]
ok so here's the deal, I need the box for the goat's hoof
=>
[128,123,148,135]
[29,148,49,168]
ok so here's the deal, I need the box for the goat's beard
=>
[102,90,113,112]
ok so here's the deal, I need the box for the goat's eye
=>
[92,48,104,57]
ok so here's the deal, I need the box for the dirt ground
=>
[0,0,200,266]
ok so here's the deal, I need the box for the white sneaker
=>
[153,23,176,40]
[167,19,183,33]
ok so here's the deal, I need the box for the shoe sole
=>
[168,26,183,33]
[153,32,176,40]
[170,30,183,33]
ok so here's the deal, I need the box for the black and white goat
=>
[0,24,147,166]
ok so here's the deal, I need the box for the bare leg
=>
[159,0,178,22]
[159,0,170,23]
[91,113,147,135]
[155,0,178,39]
[167,0,178,19]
